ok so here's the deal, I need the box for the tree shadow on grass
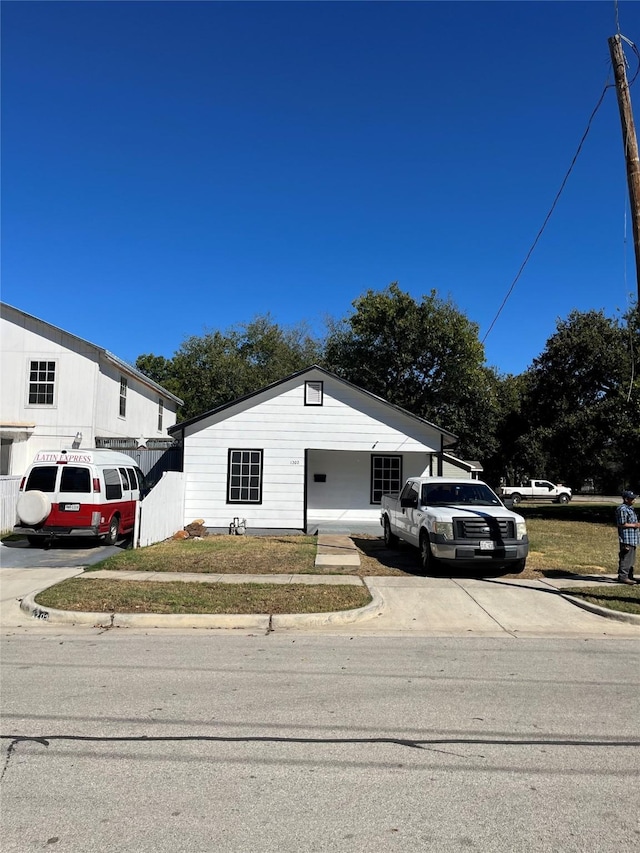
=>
[351,536,425,576]
[541,569,619,584]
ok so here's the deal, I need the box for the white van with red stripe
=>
[14,449,146,546]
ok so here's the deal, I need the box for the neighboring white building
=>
[169,365,468,533]
[0,302,183,476]
[441,453,483,480]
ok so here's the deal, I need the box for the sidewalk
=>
[4,535,640,636]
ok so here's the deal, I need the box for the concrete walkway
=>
[314,533,361,569]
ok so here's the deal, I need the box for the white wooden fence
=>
[0,476,21,535]
[135,471,185,548]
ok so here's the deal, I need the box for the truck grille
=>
[454,517,515,540]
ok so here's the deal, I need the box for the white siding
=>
[306,449,431,527]
[95,360,178,440]
[1,307,179,475]
[442,459,471,478]
[181,371,448,529]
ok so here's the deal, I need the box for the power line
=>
[482,79,612,345]
[483,33,640,346]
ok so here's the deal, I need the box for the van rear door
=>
[49,465,93,528]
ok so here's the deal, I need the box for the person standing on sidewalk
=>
[616,491,639,584]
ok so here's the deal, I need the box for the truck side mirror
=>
[400,497,416,508]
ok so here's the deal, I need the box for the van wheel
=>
[383,517,398,548]
[104,516,119,546]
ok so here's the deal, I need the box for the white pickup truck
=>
[380,477,528,574]
[499,480,572,506]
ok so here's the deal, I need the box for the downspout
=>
[303,449,308,533]
[438,434,444,476]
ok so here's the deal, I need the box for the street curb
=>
[271,578,383,628]
[557,592,640,625]
[18,578,383,630]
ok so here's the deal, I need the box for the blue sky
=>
[2,0,639,377]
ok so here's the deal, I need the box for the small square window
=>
[305,381,323,406]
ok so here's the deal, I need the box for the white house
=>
[169,365,471,533]
[0,302,183,476]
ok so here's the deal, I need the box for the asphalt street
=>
[1,532,639,851]
[1,631,639,852]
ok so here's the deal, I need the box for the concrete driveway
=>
[335,574,640,638]
[0,537,125,570]
[0,538,130,630]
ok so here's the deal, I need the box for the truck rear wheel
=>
[510,493,522,506]
[383,517,398,548]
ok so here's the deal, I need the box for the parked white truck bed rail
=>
[381,477,528,573]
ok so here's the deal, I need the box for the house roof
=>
[169,364,458,446]
[1,302,184,406]
[443,453,483,472]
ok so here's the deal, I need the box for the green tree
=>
[323,283,500,462]
[137,315,322,421]
[135,354,180,397]
[512,306,640,492]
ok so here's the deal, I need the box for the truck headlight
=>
[516,521,527,539]
[435,521,454,540]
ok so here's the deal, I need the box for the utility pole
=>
[609,34,640,303]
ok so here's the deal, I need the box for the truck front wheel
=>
[419,532,433,574]
[557,493,570,504]
[383,517,399,548]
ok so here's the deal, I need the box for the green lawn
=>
[35,577,372,614]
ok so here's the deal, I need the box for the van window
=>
[133,467,148,496]
[104,468,123,500]
[60,466,91,493]
[26,466,57,492]
[119,467,133,490]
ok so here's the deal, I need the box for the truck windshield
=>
[423,483,501,506]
